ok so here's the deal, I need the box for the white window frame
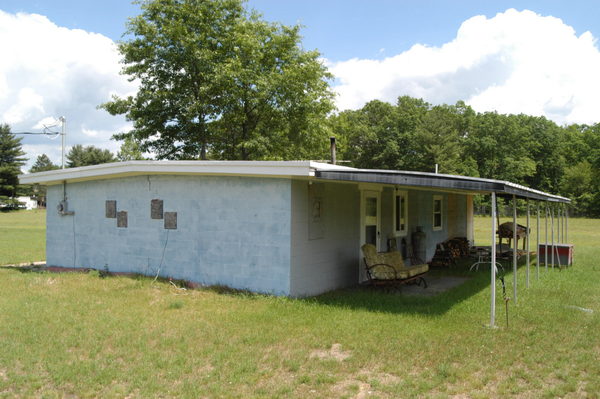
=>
[433,195,443,231]
[392,190,408,237]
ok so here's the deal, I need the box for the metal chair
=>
[469,247,504,273]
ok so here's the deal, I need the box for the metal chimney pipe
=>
[330,137,337,165]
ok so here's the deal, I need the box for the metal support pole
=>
[562,204,567,244]
[565,205,569,243]
[536,201,540,280]
[556,206,560,243]
[558,206,562,243]
[60,116,66,169]
[551,205,555,268]
[490,192,497,328]
[545,203,549,272]
[561,206,565,243]
[526,199,530,288]
[512,195,518,304]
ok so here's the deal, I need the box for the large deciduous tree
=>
[0,124,27,207]
[102,0,334,161]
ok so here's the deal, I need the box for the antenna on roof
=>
[58,116,66,169]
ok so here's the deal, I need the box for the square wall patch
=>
[117,211,128,228]
[151,199,164,219]
[164,212,177,229]
[105,200,117,218]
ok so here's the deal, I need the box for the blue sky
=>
[2,1,600,167]
[3,0,599,61]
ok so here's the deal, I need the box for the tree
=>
[464,112,537,184]
[560,161,594,215]
[332,100,400,169]
[66,145,116,168]
[30,154,59,173]
[102,0,333,161]
[332,97,477,174]
[0,124,27,208]
[116,137,146,161]
[28,154,60,208]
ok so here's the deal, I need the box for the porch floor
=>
[402,275,470,297]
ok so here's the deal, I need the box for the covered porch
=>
[313,168,571,327]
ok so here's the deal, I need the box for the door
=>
[360,190,381,281]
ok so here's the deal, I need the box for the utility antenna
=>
[59,116,66,168]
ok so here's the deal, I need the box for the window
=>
[433,195,443,231]
[393,191,408,236]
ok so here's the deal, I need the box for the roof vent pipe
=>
[435,163,439,174]
[330,137,337,165]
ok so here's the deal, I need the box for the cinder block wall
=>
[289,180,360,297]
[46,175,292,295]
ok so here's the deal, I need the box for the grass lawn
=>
[0,209,45,265]
[1,214,599,398]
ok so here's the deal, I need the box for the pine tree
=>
[30,154,59,173]
[0,124,27,208]
[29,154,59,208]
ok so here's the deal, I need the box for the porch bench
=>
[361,244,428,288]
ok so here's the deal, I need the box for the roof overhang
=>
[19,160,570,203]
[18,160,351,185]
[315,169,570,203]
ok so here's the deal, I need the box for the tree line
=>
[329,97,600,216]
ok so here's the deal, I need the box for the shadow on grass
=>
[1,257,533,316]
[308,257,528,317]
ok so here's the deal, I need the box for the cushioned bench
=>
[361,244,428,288]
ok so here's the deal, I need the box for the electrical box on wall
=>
[57,200,74,216]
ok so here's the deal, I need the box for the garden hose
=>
[498,271,510,328]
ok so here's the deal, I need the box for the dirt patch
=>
[330,368,402,398]
[331,379,373,399]
[353,367,400,383]
[197,363,215,375]
[309,343,351,362]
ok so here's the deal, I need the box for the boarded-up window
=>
[105,200,117,218]
[117,211,128,228]
[151,199,164,219]
[164,212,177,229]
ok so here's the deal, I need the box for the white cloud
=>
[0,10,136,168]
[329,9,600,125]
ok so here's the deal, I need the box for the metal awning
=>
[315,168,570,203]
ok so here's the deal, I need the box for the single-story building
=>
[16,196,38,210]
[19,160,569,298]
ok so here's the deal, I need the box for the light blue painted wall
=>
[289,181,360,297]
[407,190,451,262]
[46,175,292,295]
[451,194,468,237]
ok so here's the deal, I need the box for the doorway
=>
[360,190,381,281]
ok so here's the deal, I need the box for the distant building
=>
[16,196,38,210]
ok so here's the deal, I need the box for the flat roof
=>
[19,160,569,203]
[18,160,350,185]
[315,168,570,203]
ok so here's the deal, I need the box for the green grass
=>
[0,215,599,398]
[0,209,45,265]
